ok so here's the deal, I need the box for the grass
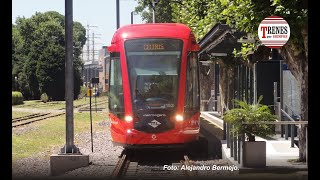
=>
[12,111,108,162]
[12,111,35,119]
[13,96,107,110]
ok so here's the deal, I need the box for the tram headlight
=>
[124,115,133,122]
[175,114,184,122]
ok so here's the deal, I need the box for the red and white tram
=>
[107,23,200,148]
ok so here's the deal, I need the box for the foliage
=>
[100,91,109,97]
[134,0,174,23]
[134,0,307,62]
[40,93,49,103]
[171,0,221,41]
[12,11,86,100]
[12,91,24,105]
[170,0,307,62]
[78,86,88,99]
[223,96,277,141]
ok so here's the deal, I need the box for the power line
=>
[86,24,98,62]
[92,32,101,64]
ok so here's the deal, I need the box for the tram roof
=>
[110,23,195,43]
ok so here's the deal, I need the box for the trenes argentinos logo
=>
[258,16,290,48]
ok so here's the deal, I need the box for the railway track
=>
[56,100,107,110]
[77,100,107,112]
[111,150,197,179]
[181,155,199,177]
[12,100,107,127]
[12,112,65,128]
[12,113,44,122]
[111,153,130,179]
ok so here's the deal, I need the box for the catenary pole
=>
[61,0,79,154]
[152,0,155,23]
[131,11,134,24]
[116,0,120,29]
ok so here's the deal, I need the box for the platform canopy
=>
[198,23,247,61]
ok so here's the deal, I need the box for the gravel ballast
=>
[12,119,239,179]
[12,120,123,179]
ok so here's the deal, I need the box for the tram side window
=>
[185,52,200,111]
[109,56,124,114]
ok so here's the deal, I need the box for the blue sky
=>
[12,0,145,47]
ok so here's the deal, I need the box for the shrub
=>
[78,86,88,99]
[223,96,277,141]
[100,91,108,97]
[40,93,49,103]
[12,91,24,105]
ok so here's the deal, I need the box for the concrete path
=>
[200,111,308,172]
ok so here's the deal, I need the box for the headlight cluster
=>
[175,114,184,121]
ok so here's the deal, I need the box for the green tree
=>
[134,0,174,23]
[12,11,86,100]
[12,25,27,93]
[171,0,218,39]
[172,0,308,161]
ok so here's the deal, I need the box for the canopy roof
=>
[198,23,246,61]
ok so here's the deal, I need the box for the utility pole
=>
[86,26,90,87]
[87,25,90,63]
[92,32,101,65]
[86,25,98,62]
[92,32,102,104]
[131,11,138,24]
[131,11,134,24]
[84,25,98,87]
[92,32,101,80]
[116,0,120,29]
[61,0,79,154]
[152,0,155,23]
[150,0,159,23]
[92,32,95,64]
[50,1,89,175]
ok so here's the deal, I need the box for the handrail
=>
[200,97,218,104]
[279,108,304,147]
[207,96,218,104]
[283,103,301,119]
[242,121,308,125]
[281,109,297,122]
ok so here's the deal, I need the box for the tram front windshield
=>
[125,39,183,111]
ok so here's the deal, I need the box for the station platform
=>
[200,111,308,175]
